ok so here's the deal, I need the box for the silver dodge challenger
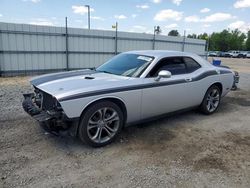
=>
[23,50,238,147]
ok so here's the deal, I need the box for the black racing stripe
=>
[220,70,232,74]
[59,79,186,102]
[192,70,217,81]
[31,69,96,86]
[58,70,218,102]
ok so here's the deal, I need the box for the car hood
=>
[31,69,134,100]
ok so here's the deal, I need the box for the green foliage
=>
[168,30,180,36]
[198,33,208,40]
[186,29,248,51]
[209,30,231,51]
[246,31,250,50]
[187,34,197,39]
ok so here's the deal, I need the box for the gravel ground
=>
[0,58,250,188]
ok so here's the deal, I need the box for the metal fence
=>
[0,22,206,76]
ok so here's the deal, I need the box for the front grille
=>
[41,91,56,110]
[34,88,57,111]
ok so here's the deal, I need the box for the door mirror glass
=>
[155,70,172,81]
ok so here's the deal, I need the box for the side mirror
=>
[155,70,172,81]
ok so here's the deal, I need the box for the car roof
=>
[124,50,212,67]
[124,50,196,59]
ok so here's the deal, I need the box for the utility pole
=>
[153,26,156,50]
[182,30,186,52]
[153,26,161,50]
[206,35,210,59]
[65,17,69,70]
[85,5,90,29]
[112,22,118,54]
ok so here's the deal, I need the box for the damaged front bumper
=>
[232,71,239,90]
[22,93,78,136]
[22,93,62,122]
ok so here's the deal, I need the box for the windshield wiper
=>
[89,67,96,70]
[97,70,113,74]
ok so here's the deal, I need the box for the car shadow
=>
[46,109,199,150]
[46,93,245,151]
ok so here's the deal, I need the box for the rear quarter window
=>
[183,57,201,73]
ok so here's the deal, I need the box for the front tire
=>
[200,85,221,115]
[78,101,124,147]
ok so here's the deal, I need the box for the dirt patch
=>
[223,89,250,107]
[194,156,227,171]
[223,132,250,147]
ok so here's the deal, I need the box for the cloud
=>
[165,23,179,29]
[29,21,54,26]
[29,18,55,26]
[184,15,200,22]
[228,20,245,29]
[152,0,161,3]
[114,15,127,19]
[129,26,151,34]
[154,9,183,21]
[234,0,250,8]
[172,0,182,6]
[202,13,233,22]
[72,5,94,15]
[133,25,147,30]
[136,4,149,9]
[75,19,83,23]
[131,14,137,18]
[184,13,234,23]
[203,24,211,28]
[91,16,105,21]
[228,20,250,32]
[200,8,210,13]
[0,14,2,17]
[22,0,41,3]
[29,21,53,26]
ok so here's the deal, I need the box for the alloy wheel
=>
[206,88,220,112]
[87,107,120,143]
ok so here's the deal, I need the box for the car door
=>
[141,56,202,119]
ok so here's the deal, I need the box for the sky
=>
[0,0,250,35]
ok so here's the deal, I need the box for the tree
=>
[209,30,231,51]
[187,33,197,39]
[245,31,250,50]
[207,29,246,51]
[229,29,246,50]
[197,33,208,40]
[168,30,180,36]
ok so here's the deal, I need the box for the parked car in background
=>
[224,51,240,58]
[22,50,237,147]
[237,51,247,58]
[218,51,226,57]
[246,51,250,58]
[208,51,216,57]
[231,51,240,58]
[208,51,220,57]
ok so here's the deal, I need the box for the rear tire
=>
[78,101,124,147]
[200,85,221,115]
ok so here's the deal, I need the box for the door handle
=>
[185,78,192,82]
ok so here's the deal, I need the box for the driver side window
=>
[148,57,186,77]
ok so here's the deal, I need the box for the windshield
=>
[96,53,154,77]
